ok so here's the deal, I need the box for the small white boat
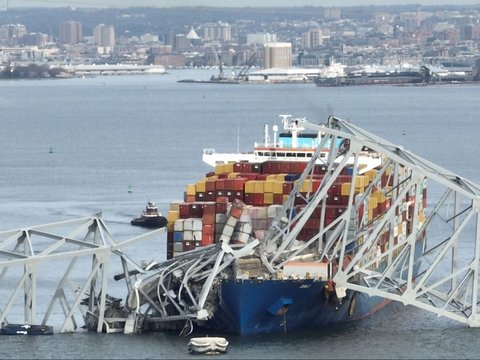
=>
[188,336,229,354]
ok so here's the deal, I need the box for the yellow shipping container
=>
[227,172,240,179]
[300,179,313,192]
[186,184,196,196]
[368,196,378,210]
[244,180,256,193]
[273,181,284,194]
[266,174,277,181]
[264,192,274,205]
[368,209,374,221]
[341,182,351,196]
[224,163,234,173]
[373,190,386,203]
[264,180,275,193]
[365,169,377,182]
[167,210,180,223]
[355,175,368,188]
[169,201,182,211]
[283,194,289,203]
[196,180,206,193]
[215,164,224,175]
[254,180,264,193]
[276,174,287,181]
[166,222,174,232]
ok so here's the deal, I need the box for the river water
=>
[0,70,479,359]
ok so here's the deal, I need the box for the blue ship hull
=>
[213,278,389,335]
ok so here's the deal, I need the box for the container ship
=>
[126,115,427,336]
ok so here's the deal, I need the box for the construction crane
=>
[235,53,257,81]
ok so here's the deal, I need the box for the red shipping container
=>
[202,224,214,235]
[242,173,259,181]
[183,240,195,251]
[202,234,214,246]
[179,204,190,218]
[233,163,242,173]
[224,179,234,190]
[202,203,216,214]
[205,191,216,202]
[216,179,226,190]
[283,182,294,195]
[233,178,246,191]
[184,193,196,203]
[256,174,268,181]
[217,173,228,179]
[253,193,264,206]
[206,180,216,192]
[230,205,243,219]
[326,195,342,205]
[251,163,262,173]
[273,194,284,205]
[215,201,228,214]
[233,191,244,202]
[195,192,205,201]
[189,203,201,217]
[328,184,341,195]
[244,193,254,206]
[202,214,215,225]
[215,190,224,198]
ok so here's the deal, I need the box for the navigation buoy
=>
[128,185,133,193]
[49,146,54,154]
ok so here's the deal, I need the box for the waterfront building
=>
[263,42,292,68]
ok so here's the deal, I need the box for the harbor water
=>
[0,70,479,359]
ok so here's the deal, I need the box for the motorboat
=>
[187,336,229,354]
[0,323,53,335]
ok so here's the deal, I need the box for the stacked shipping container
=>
[165,160,427,260]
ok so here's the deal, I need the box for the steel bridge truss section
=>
[0,215,161,333]
[261,116,480,327]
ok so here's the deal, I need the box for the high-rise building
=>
[59,21,82,45]
[93,24,115,47]
[0,23,27,46]
[246,33,277,45]
[202,21,231,42]
[301,28,323,49]
[263,42,292,68]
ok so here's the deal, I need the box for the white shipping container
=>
[192,218,203,231]
[183,230,193,241]
[222,224,235,237]
[267,205,282,218]
[226,216,238,228]
[174,219,185,231]
[193,230,203,241]
[184,219,193,231]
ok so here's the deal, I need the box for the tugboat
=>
[130,202,167,229]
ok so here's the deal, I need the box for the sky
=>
[7,0,480,8]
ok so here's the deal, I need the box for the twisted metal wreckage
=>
[1,116,480,334]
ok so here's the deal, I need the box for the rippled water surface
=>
[1,70,479,359]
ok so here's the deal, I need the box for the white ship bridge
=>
[1,116,480,332]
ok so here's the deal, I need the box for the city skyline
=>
[8,0,480,8]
